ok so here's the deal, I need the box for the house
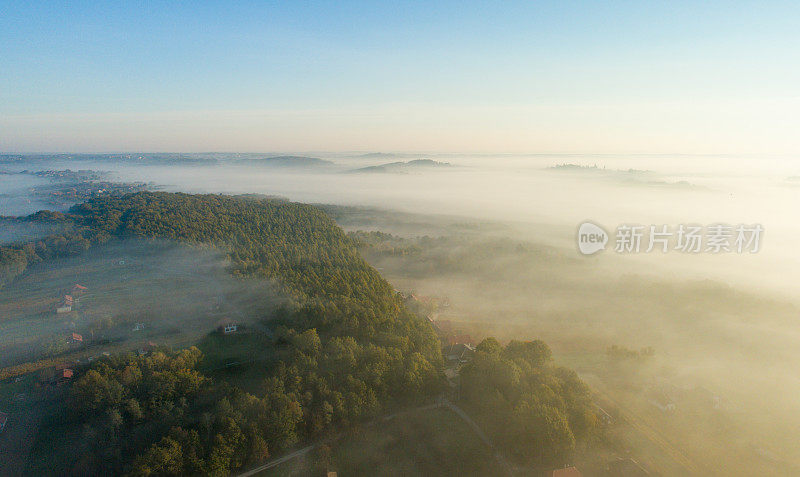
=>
[0,411,7,432]
[547,466,582,477]
[70,332,83,343]
[218,321,238,334]
[64,295,74,305]
[447,334,474,346]
[446,343,475,364]
[607,458,650,476]
[50,368,74,385]
[596,406,614,425]
[73,284,88,293]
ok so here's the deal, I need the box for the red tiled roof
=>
[447,334,473,346]
[71,332,83,342]
[62,369,73,379]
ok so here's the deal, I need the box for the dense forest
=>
[3,193,441,475]
[461,338,599,467]
[1,193,599,475]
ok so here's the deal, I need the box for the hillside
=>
[236,155,334,168]
[1,192,442,475]
[0,193,601,476]
[348,159,451,174]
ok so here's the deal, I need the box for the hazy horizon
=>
[2,2,799,475]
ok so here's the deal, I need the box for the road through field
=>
[584,374,711,476]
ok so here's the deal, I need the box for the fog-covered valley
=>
[1,153,799,475]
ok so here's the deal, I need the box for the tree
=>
[476,337,502,354]
[131,436,184,476]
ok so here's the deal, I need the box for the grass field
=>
[0,239,285,474]
[0,239,282,373]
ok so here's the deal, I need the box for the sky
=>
[1,1,799,154]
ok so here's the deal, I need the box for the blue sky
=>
[1,1,799,153]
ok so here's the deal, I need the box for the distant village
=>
[31,180,151,209]
[2,168,152,210]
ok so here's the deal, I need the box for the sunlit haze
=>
[2,3,800,477]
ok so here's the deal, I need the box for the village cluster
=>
[0,280,248,441]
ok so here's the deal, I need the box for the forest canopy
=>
[8,193,441,475]
[3,193,597,476]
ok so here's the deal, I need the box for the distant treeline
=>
[0,153,332,167]
[606,344,655,362]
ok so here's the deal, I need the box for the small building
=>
[132,322,146,332]
[0,411,7,432]
[70,332,83,343]
[217,320,239,334]
[57,305,72,314]
[64,295,74,305]
[73,284,88,293]
[596,406,614,425]
[547,466,582,477]
[50,368,74,385]
[447,334,474,346]
[446,343,475,364]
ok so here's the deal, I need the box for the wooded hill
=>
[3,192,441,475]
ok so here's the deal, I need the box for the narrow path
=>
[586,375,709,476]
[235,399,509,477]
[236,445,316,477]
[235,401,444,477]
[442,400,514,475]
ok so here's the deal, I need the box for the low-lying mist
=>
[16,153,795,295]
[0,238,283,370]
[3,152,799,474]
